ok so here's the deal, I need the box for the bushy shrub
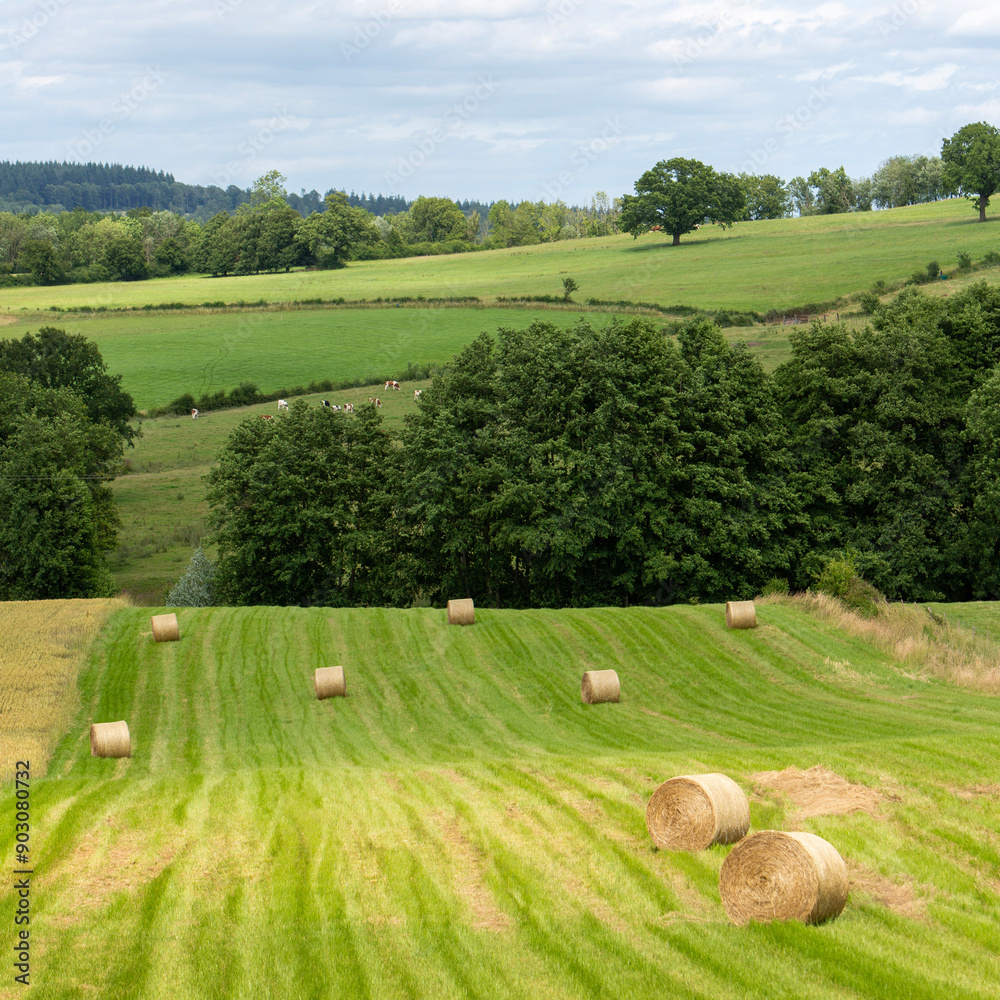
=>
[712,309,760,327]
[227,381,261,407]
[760,577,789,596]
[926,260,941,280]
[814,553,884,617]
[165,546,216,607]
[957,250,972,270]
[859,291,880,315]
[167,393,195,415]
[983,250,1000,266]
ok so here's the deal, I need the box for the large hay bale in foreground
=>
[90,721,131,758]
[646,773,750,851]
[150,613,180,642]
[581,669,620,704]
[314,666,346,700]
[447,598,475,625]
[719,830,848,925]
[725,600,757,629]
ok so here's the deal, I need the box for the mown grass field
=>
[0,599,997,999]
[1,200,998,318]
[112,386,428,604]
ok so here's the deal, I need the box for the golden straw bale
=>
[719,830,848,925]
[150,613,180,642]
[581,669,620,704]
[646,773,750,851]
[90,721,131,758]
[447,599,475,625]
[314,666,346,700]
[726,601,757,629]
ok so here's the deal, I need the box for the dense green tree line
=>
[205,281,1000,608]
[0,172,624,286]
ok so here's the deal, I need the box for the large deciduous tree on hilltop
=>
[942,121,1000,222]
[620,158,745,244]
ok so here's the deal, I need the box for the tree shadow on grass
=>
[623,235,744,253]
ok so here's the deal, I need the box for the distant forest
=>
[0,160,500,221]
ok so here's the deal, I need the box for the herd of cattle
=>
[189,381,423,421]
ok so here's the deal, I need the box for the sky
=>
[2,0,998,206]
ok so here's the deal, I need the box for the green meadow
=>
[0,307,605,414]
[1,600,997,999]
[1,199,998,317]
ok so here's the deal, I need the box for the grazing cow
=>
[413,389,422,400]
[261,414,273,421]
[277,399,288,411]
[345,403,354,413]
[191,408,199,419]
[375,397,382,408]
[332,404,342,412]
[321,400,331,408]
[368,397,375,403]
[384,380,400,391]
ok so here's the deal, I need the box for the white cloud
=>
[946,7,1000,36]
[795,62,855,82]
[853,64,960,91]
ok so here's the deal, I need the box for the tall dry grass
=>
[0,597,130,778]
[759,591,1000,693]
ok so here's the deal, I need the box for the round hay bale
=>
[646,773,750,851]
[150,613,180,642]
[90,721,131,758]
[446,598,475,625]
[719,830,848,925]
[581,669,620,704]
[725,600,757,629]
[314,665,346,700]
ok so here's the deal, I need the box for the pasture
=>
[0,307,610,414]
[1,200,998,318]
[0,598,997,999]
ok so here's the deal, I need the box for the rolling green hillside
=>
[2,200,998,318]
[2,601,997,999]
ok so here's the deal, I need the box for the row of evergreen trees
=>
[203,281,1000,608]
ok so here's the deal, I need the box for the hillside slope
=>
[2,199,998,317]
[1,602,998,999]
